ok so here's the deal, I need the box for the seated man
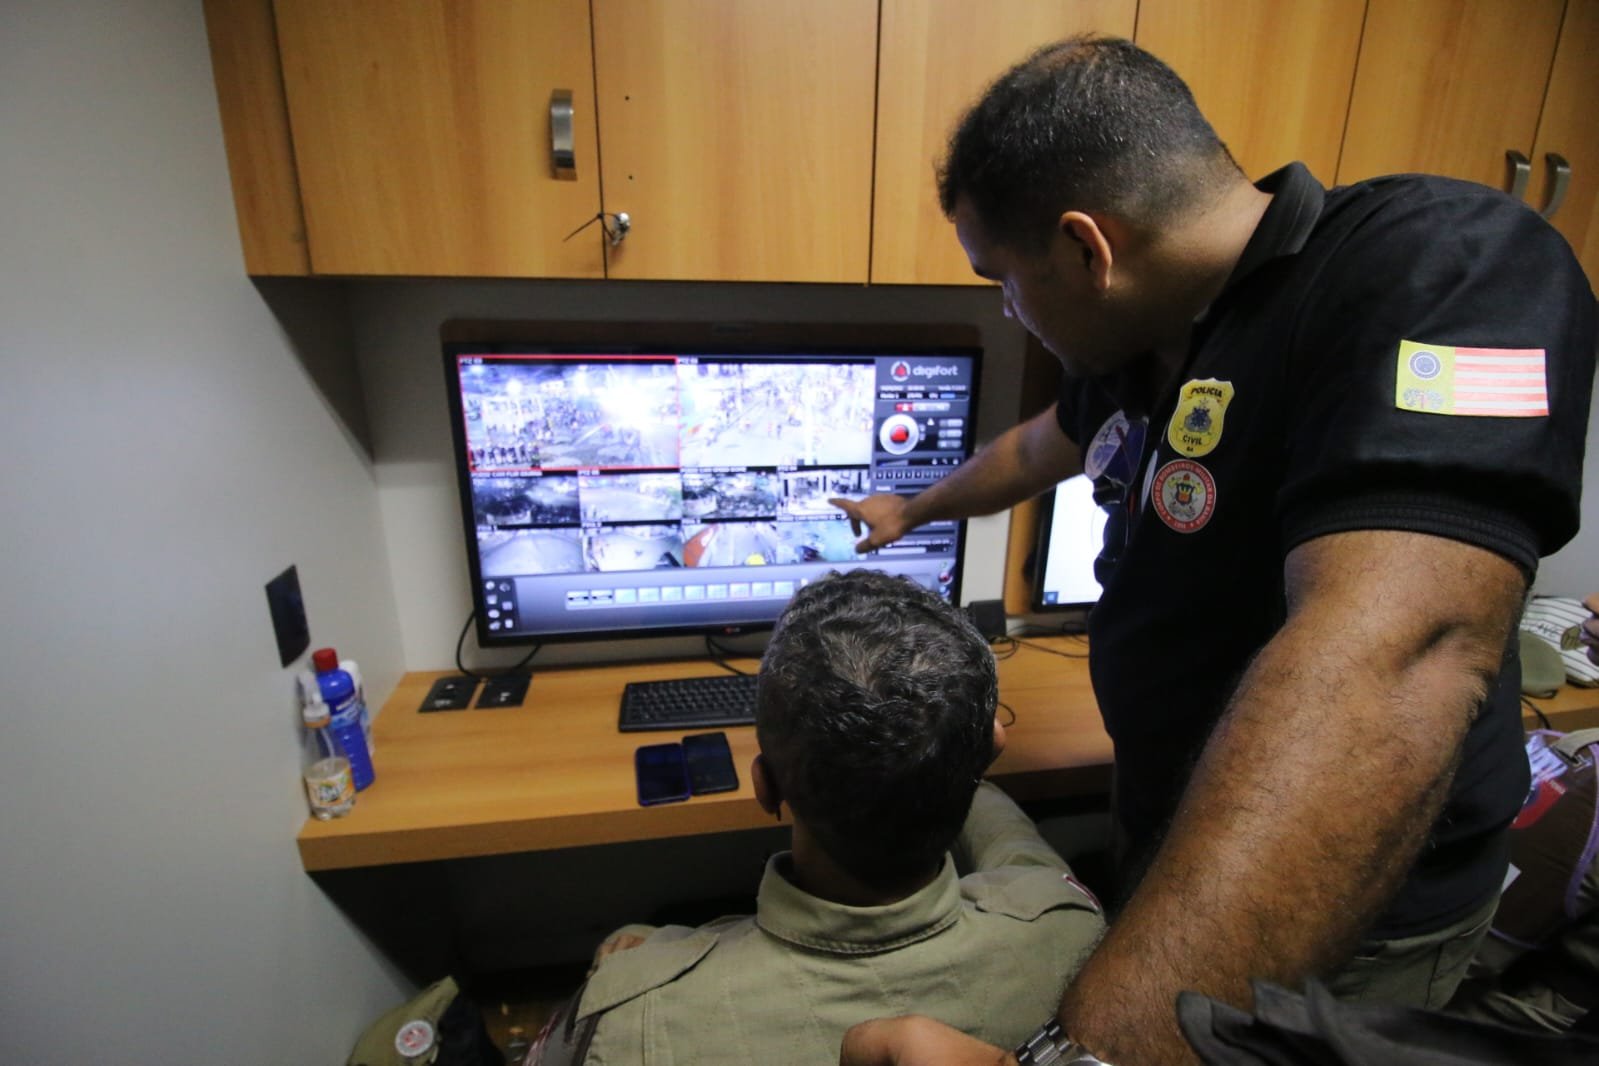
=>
[533,569,1105,1065]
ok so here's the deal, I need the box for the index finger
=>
[829,497,862,536]
[1584,592,1599,615]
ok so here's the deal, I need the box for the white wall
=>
[351,281,1032,669]
[0,4,410,1062]
[1536,392,1599,597]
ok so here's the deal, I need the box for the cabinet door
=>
[1336,0,1565,191]
[1530,0,1599,281]
[1136,0,1365,184]
[872,0,1136,285]
[274,0,604,277]
[593,0,877,283]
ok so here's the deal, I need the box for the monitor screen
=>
[1032,474,1107,610]
[443,342,982,644]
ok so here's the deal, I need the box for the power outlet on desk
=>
[420,675,478,712]
[476,673,531,709]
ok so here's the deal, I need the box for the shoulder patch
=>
[575,927,720,1021]
[964,866,1103,921]
[1394,339,1547,417]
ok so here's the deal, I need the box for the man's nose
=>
[1001,293,1016,319]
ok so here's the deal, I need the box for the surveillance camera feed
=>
[446,346,981,643]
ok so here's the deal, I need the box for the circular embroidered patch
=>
[1152,460,1216,533]
[395,1019,436,1059]
[1083,411,1131,480]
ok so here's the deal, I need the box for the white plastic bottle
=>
[302,698,355,819]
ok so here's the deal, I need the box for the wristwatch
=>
[1013,1019,1114,1065]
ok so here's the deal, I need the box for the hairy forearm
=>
[906,407,1080,527]
[1057,531,1522,1064]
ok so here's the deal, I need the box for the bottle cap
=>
[302,698,331,727]
[312,647,339,673]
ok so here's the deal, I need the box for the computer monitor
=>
[1031,474,1107,611]
[443,338,982,645]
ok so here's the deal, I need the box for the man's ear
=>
[752,753,781,819]
[1059,210,1115,292]
[991,714,1007,766]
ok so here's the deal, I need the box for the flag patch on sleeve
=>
[1394,340,1548,417]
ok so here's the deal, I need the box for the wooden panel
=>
[1136,0,1366,184]
[297,640,1114,870]
[201,0,310,275]
[872,0,1136,285]
[1338,0,1565,189]
[1530,0,1599,282]
[274,0,604,277]
[1003,335,1067,614]
[592,0,878,282]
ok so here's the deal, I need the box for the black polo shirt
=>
[1058,163,1597,937]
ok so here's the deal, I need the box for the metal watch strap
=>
[1013,1018,1112,1066]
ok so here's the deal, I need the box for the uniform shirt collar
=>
[754,852,962,954]
[1219,161,1326,298]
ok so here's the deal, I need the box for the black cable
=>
[988,635,1021,660]
[454,608,541,681]
[1012,635,1090,659]
[704,634,757,675]
[1523,696,1553,732]
[996,700,1017,728]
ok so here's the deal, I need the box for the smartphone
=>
[682,731,740,795]
[634,742,691,806]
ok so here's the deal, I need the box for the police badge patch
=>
[1152,460,1216,533]
[1165,379,1234,458]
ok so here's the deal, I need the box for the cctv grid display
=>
[446,349,980,643]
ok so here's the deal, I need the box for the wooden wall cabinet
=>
[272,0,605,278]
[871,0,1136,286]
[1530,0,1599,281]
[592,0,878,283]
[1135,0,1366,184]
[1338,0,1597,281]
[1337,0,1567,194]
[206,1,1598,286]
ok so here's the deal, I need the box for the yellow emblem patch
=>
[1165,379,1234,458]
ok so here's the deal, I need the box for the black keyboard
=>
[618,673,759,731]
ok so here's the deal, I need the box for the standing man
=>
[834,36,1596,1066]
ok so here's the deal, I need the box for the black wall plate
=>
[420,675,478,712]
[476,674,531,709]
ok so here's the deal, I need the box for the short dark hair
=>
[756,570,998,889]
[938,35,1239,248]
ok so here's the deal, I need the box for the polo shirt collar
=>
[754,852,961,954]
[1221,161,1326,296]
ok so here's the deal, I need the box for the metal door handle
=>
[1541,153,1571,220]
[1506,150,1530,200]
[551,89,575,180]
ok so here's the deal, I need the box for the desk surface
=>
[298,636,1109,871]
[297,638,1599,873]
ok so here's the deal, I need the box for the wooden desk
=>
[298,636,1112,872]
[297,639,1599,873]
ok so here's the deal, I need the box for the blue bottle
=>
[312,646,375,791]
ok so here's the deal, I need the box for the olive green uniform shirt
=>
[572,783,1104,1065]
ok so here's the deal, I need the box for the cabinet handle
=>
[1505,150,1531,200]
[1540,153,1571,220]
[551,89,576,180]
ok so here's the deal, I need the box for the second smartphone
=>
[682,731,740,795]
